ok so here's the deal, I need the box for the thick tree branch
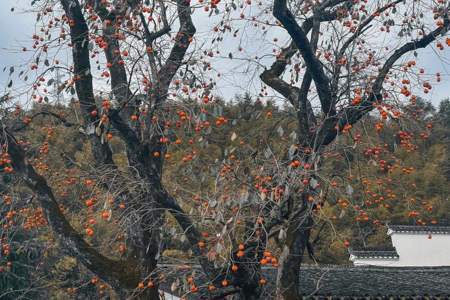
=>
[260,4,345,103]
[156,189,220,279]
[260,43,299,107]
[102,25,132,103]
[89,0,139,136]
[67,0,149,182]
[107,108,153,178]
[91,0,133,102]
[297,16,320,143]
[261,2,352,136]
[60,0,114,166]
[156,0,196,101]
[273,0,334,115]
[0,128,139,291]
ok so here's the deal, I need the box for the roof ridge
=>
[388,224,450,233]
[298,264,450,271]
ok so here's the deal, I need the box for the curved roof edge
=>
[387,224,450,234]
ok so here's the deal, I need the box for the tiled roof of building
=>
[349,247,399,259]
[292,265,450,297]
[159,265,450,298]
[388,224,450,234]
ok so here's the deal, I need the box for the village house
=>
[349,224,450,267]
[161,225,450,298]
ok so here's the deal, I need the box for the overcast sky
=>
[2,0,450,108]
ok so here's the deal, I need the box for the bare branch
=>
[12,111,76,131]
[331,0,403,93]
[140,13,171,45]
[319,17,450,148]
[139,12,169,85]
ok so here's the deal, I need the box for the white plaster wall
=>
[390,233,450,266]
[162,291,180,300]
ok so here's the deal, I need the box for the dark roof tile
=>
[158,264,450,298]
[294,265,450,297]
[349,247,399,259]
[388,224,450,234]
[349,250,399,259]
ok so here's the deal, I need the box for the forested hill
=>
[1,96,449,298]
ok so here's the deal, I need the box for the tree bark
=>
[237,276,262,300]
[276,194,312,300]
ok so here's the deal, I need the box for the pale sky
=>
[1,0,450,108]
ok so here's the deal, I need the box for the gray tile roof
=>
[388,224,450,234]
[349,247,399,259]
[158,264,450,298]
[292,265,450,297]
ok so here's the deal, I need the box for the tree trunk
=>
[276,194,312,300]
[117,287,160,300]
[133,288,160,300]
[235,267,262,300]
[238,284,262,300]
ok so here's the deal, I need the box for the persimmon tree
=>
[1,0,450,300]
[256,0,450,299]
[2,0,214,299]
